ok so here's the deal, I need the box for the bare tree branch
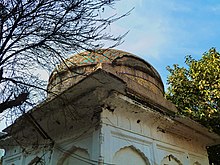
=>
[0,92,29,113]
[0,0,129,118]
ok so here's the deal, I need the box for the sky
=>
[1,0,220,131]
[111,0,220,86]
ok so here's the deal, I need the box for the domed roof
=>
[48,49,164,97]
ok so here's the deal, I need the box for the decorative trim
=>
[113,145,151,165]
[57,146,90,165]
[161,154,183,165]
[193,161,201,165]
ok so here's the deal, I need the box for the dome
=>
[47,49,164,97]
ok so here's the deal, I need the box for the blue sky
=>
[112,0,220,86]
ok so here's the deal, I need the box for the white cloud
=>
[111,0,173,59]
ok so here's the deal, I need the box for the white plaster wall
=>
[2,102,211,165]
[2,129,100,165]
[3,154,22,165]
[113,147,148,165]
[2,120,210,165]
[3,148,52,165]
[100,107,210,165]
[50,129,101,165]
[3,146,22,165]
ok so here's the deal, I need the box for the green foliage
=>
[166,48,220,125]
[166,48,220,164]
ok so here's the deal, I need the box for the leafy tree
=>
[0,0,128,119]
[166,48,220,164]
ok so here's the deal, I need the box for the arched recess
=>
[57,146,91,165]
[161,154,183,165]
[113,145,150,165]
[193,161,201,165]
